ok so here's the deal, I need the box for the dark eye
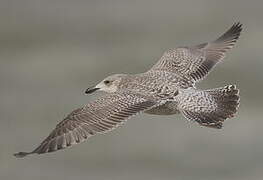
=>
[104,80,110,84]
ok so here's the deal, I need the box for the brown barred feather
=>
[150,23,242,84]
[14,91,158,157]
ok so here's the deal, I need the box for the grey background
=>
[1,0,263,180]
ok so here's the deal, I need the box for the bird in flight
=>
[15,23,242,158]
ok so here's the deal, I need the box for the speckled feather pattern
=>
[14,23,242,157]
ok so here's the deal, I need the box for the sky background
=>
[1,0,263,180]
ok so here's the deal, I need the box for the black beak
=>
[85,87,100,94]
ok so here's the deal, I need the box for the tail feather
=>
[206,85,239,116]
[179,85,240,129]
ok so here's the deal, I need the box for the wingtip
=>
[214,22,243,45]
[227,22,243,37]
[14,152,32,158]
[232,22,243,33]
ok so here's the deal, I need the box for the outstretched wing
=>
[149,23,242,83]
[14,91,158,157]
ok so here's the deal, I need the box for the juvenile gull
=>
[14,23,242,158]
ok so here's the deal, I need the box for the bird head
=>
[85,74,128,94]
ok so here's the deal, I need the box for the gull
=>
[14,23,242,158]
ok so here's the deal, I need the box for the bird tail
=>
[178,85,240,129]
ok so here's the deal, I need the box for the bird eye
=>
[104,80,110,84]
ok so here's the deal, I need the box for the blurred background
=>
[1,0,263,180]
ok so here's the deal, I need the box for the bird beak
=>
[85,87,100,94]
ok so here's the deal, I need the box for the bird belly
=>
[145,101,180,115]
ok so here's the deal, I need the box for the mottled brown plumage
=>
[14,91,160,157]
[15,23,242,158]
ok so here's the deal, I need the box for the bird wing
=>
[149,23,242,83]
[14,91,158,157]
